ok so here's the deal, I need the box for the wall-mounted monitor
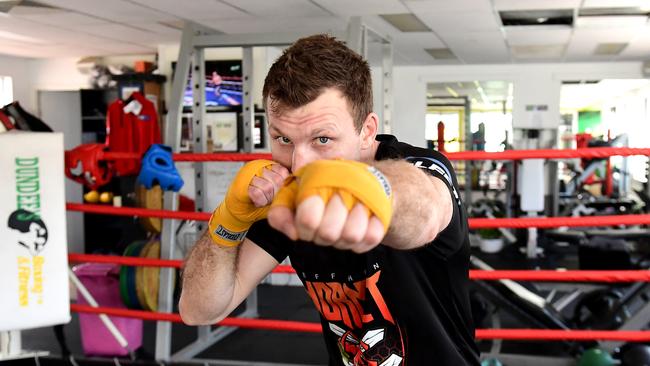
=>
[173,60,243,108]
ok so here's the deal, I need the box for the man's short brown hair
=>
[262,34,372,132]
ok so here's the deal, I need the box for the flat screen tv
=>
[173,60,243,108]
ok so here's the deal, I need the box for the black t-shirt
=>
[247,135,480,366]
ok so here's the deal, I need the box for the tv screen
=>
[174,60,243,108]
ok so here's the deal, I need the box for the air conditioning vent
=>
[500,9,573,27]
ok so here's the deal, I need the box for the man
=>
[180,35,480,366]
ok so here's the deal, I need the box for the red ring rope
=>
[96,147,650,163]
[69,254,182,268]
[470,215,650,228]
[103,152,274,162]
[66,147,650,343]
[68,253,295,273]
[445,147,650,161]
[67,254,650,282]
[70,304,322,333]
[68,304,650,341]
[66,202,650,229]
[469,270,650,282]
[474,329,650,341]
[66,203,211,221]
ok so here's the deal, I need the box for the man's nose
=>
[291,147,315,173]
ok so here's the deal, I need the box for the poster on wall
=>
[206,111,238,152]
[0,132,70,331]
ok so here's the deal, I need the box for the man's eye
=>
[316,137,331,145]
[276,136,292,145]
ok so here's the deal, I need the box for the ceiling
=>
[2,0,650,64]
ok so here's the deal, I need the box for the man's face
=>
[268,88,375,173]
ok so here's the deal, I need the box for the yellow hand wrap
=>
[208,159,275,247]
[272,160,393,233]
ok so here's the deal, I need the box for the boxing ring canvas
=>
[0,132,70,331]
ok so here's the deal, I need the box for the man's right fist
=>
[208,160,289,247]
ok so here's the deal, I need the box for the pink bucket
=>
[72,263,142,356]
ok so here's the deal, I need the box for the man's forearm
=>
[179,230,238,325]
[374,160,453,249]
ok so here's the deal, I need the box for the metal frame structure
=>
[347,17,394,134]
[156,19,393,362]
[381,42,394,135]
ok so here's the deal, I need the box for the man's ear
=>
[360,112,379,149]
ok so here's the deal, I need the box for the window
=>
[0,76,13,107]
[426,112,461,152]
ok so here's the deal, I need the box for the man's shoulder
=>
[376,134,449,163]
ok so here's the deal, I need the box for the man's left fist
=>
[268,159,393,253]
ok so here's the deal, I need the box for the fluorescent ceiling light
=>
[379,13,431,32]
[594,42,628,55]
[425,48,457,60]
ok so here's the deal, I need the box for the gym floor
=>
[20,285,327,365]
[10,243,591,366]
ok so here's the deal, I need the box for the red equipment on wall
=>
[106,91,161,176]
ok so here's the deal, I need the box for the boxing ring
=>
[3,19,650,366]
[60,146,650,365]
